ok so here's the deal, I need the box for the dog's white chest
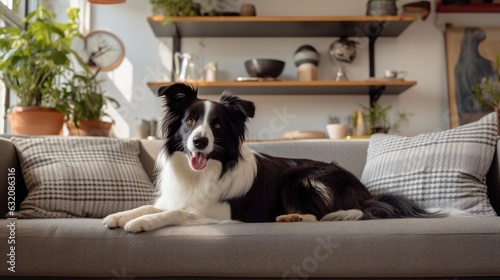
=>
[153,148,257,220]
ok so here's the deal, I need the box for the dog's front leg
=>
[124,210,221,233]
[102,205,165,229]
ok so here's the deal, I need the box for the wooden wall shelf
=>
[146,16,417,105]
[147,16,417,38]
[147,80,417,96]
[436,0,500,12]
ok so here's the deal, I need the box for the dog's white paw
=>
[102,212,132,229]
[124,216,157,233]
[276,214,317,222]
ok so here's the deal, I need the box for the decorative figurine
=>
[328,37,358,81]
[293,45,320,81]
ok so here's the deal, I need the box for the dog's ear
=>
[220,91,255,119]
[157,83,197,108]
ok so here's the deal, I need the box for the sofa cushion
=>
[361,112,498,216]
[247,139,369,179]
[10,137,156,218]
[1,217,499,278]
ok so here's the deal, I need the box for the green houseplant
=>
[149,0,234,17]
[472,54,500,135]
[361,102,413,134]
[0,5,84,135]
[63,69,120,137]
[150,0,202,16]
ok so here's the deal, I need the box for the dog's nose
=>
[193,136,208,149]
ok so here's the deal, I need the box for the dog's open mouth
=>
[190,151,208,171]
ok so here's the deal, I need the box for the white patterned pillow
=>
[361,112,498,216]
[11,137,156,218]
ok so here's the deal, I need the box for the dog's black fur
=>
[157,83,440,223]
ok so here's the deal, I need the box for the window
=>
[0,0,27,133]
[0,0,26,28]
[0,0,87,133]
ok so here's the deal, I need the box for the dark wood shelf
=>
[436,0,500,12]
[147,16,417,38]
[147,80,417,96]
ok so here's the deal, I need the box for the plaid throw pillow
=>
[361,112,498,216]
[11,137,156,218]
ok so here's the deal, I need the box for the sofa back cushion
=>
[247,140,369,178]
[10,137,157,218]
[138,140,163,183]
[361,113,498,216]
[3,135,500,216]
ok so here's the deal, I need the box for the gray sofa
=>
[1,137,499,279]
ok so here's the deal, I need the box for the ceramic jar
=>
[293,45,320,81]
[366,0,398,16]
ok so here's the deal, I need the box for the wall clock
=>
[84,30,125,71]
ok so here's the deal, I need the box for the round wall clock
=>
[84,30,125,71]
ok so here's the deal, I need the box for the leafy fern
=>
[472,55,500,110]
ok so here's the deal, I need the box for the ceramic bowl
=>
[245,59,285,78]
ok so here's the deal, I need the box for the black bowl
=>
[245,59,285,78]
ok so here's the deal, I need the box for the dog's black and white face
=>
[158,83,255,174]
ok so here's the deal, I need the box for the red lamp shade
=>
[88,0,126,4]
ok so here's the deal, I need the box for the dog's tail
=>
[361,194,446,220]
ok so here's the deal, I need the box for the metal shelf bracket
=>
[369,85,386,106]
[366,21,385,108]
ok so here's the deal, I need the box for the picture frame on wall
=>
[444,25,500,127]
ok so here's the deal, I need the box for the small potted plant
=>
[63,69,120,137]
[0,5,85,135]
[361,102,413,135]
[472,54,500,135]
[149,0,234,17]
[326,115,348,139]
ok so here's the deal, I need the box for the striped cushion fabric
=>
[11,137,156,218]
[361,112,498,216]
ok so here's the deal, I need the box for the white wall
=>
[89,0,499,139]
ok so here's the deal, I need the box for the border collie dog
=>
[103,83,438,233]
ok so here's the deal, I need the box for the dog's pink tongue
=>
[190,152,208,171]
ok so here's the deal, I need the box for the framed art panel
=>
[445,26,500,127]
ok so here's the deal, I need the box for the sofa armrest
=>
[486,139,500,215]
[0,138,27,217]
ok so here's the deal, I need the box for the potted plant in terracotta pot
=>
[0,5,84,135]
[63,69,120,137]
[472,54,500,135]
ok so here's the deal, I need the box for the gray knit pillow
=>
[11,137,156,218]
[361,112,498,216]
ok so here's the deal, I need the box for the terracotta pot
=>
[8,107,64,135]
[66,120,112,137]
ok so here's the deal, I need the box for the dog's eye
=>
[214,123,221,129]
[186,118,195,126]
